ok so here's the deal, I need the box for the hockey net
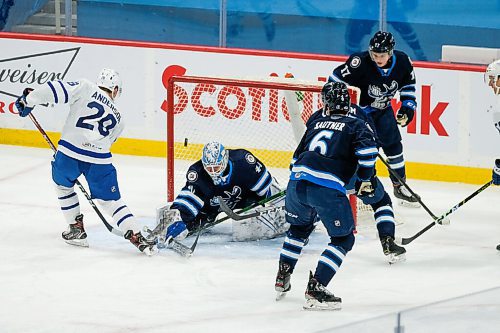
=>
[166,75,373,227]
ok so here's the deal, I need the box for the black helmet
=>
[322,82,351,115]
[369,31,395,55]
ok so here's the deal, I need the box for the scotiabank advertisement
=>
[0,34,497,178]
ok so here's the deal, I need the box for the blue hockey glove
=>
[493,159,500,185]
[15,88,34,117]
[355,177,377,198]
[396,100,416,127]
[165,221,188,242]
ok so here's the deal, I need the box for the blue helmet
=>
[201,141,229,185]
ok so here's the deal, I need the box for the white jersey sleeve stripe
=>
[172,198,199,216]
[177,190,204,208]
[47,81,58,103]
[57,81,69,103]
[250,169,270,192]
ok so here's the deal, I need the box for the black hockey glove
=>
[493,159,500,186]
[15,88,34,117]
[355,177,377,198]
[396,100,416,127]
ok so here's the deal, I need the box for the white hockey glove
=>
[436,216,451,225]
[355,178,376,197]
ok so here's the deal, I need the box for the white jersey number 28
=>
[76,101,117,137]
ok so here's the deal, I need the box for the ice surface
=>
[1,145,499,333]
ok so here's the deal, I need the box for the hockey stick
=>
[396,181,492,245]
[377,153,440,220]
[28,114,123,237]
[218,197,283,221]
[187,190,286,236]
[29,114,192,256]
[182,190,287,254]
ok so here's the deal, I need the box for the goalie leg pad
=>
[232,208,288,241]
[152,203,181,245]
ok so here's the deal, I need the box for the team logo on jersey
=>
[367,81,399,109]
[245,153,256,164]
[187,170,198,182]
[350,56,361,68]
[211,186,242,209]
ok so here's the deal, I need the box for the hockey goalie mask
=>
[97,68,123,100]
[202,142,229,185]
[484,60,500,95]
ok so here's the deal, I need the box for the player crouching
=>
[153,141,288,246]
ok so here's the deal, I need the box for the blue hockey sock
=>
[314,243,346,287]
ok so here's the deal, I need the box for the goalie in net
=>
[156,141,287,243]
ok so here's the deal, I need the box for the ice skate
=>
[275,261,292,301]
[303,271,342,311]
[380,235,406,264]
[393,184,421,208]
[62,214,89,247]
[124,230,157,256]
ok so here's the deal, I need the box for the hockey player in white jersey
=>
[14,69,156,255]
[484,59,500,251]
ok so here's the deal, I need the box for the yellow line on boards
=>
[0,128,491,185]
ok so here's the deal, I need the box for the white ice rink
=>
[1,144,499,333]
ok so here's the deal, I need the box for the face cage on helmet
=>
[203,152,228,181]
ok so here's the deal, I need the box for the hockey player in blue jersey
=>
[160,142,286,244]
[15,69,156,255]
[329,31,421,207]
[274,82,405,310]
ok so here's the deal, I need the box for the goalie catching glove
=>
[396,100,416,127]
[15,88,34,117]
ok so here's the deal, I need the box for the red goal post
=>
[166,75,364,221]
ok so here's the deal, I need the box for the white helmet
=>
[485,60,500,94]
[202,141,229,185]
[97,68,122,100]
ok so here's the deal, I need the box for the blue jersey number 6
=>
[308,130,334,155]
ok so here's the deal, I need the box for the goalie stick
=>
[396,181,492,245]
[30,114,191,256]
[218,197,283,221]
[187,190,286,236]
[179,190,287,254]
